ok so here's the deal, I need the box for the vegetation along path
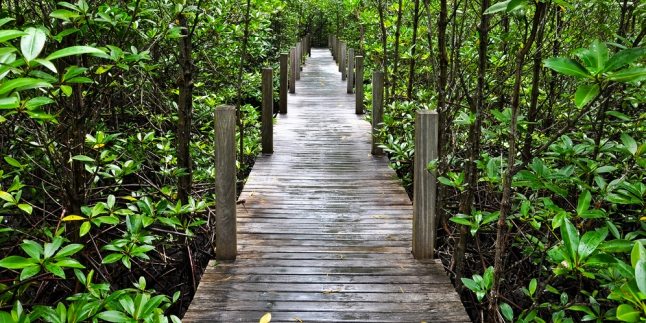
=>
[182,48,470,322]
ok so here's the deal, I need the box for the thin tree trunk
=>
[488,3,546,322]
[235,0,252,178]
[376,0,389,101]
[390,0,404,98]
[177,13,193,204]
[406,0,420,99]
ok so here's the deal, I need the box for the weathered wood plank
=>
[183,49,469,322]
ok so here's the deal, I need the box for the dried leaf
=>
[341,136,347,140]
[372,215,389,219]
[220,276,232,281]
[400,265,407,270]
[339,253,344,260]
[249,191,254,196]
[259,313,271,323]
[323,288,342,294]
[292,317,303,322]
[400,287,405,293]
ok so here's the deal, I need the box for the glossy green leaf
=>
[33,58,57,73]
[79,221,91,237]
[0,18,15,28]
[55,244,83,257]
[97,311,132,323]
[0,96,19,110]
[602,47,646,73]
[635,259,646,295]
[20,27,46,62]
[574,84,599,108]
[607,67,646,82]
[55,259,84,268]
[600,239,634,252]
[20,240,43,259]
[102,253,123,264]
[0,30,27,43]
[484,0,511,14]
[18,204,32,215]
[44,263,65,278]
[506,0,525,12]
[0,78,52,96]
[578,230,603,260]
[0,191,14,203]
[544,58,592,78]
[561,219,579,263]
[4,156,20,168]
[71,155,94,162]
[20,265,41,280]
[584,253,617,266]
[616,304,640,322]
[577,190,591,216]
[621,134,638,156]
[631,241,646,268]
[50,9,81,20]
[0,255,36,269]
[46,46,104,61]
[500,302,513,321]
[25,97,54,109]
[589,40,609,73]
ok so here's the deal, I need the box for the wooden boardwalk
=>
[183,49,470,322]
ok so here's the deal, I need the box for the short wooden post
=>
[347,48,355,94]
[215,105,237,261]
[280,53,288,114]
[371,71,384,156]
[307,34,311,57]
[355,56,364,114]
[340,42,346,80]
[413,110,438,260]
[296,41,301,80]
[261,68,273,154]
[289,47,296,93]
[332,35,337,60]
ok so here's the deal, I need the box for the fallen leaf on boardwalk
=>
[400,287,405,293]
[400,265,407,270]
[339,253,344,259]
[267,290,278,294]
[341,136,347,140]
[220,276,232,281]
[388,242,393,246]
[336,235,342,239]
[259,313,271,323]
[249,191,254,196]
[386,235,398,239]
[372,215,389,219]
[367,154,372,156]
[323,288,342,294]
[326,273,329,277]
[293,317,303,322]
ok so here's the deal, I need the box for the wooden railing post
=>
[412,110,438,259]
[371,71,384,156]
[262,68,273,154]
[214,105,237,261]
[340,42,346,80]
[355,56,364,114]
[289,47,296,94]
[328,33,332,50]
[347,48,354,94]
[307,34,311,57]
[280,53,288,114]
[332,35,337,60]
[296,42,301,80]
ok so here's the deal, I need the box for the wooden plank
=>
[183,49,468,322]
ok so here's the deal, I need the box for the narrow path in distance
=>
[183,48,470,322]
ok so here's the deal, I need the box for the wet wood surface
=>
[183,49,470,323]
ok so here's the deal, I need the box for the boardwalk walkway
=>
[183,49,470,322]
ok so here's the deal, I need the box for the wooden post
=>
[280,53,288,114]
[347,49,355,94]
[332,35,336,60]
[355,56,364,114]
[215,105,237,261]
[296,42,301,80]
[289,47,296,94]
[340,42,346,80]
[412,110,438,260]
[371,71,384,156]
[307,34,311,57]
[262,68,273,154]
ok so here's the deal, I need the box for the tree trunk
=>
[406,0,420,99]
[390,0,404,98]
[177,13,193,205]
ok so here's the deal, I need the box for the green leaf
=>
[574,84,599,108]
[616,304,640,322]
[543,58,592,78]
[484,0,511,14]
[600,239,633,252]
[0,191,14,203]
[602,47,646,73]
[21,27,46,62]
[20,265,41,280]
[71,155,94,162]
[0,30,27,44]
[0,78,52,96]
[529,278,537,296]
[96,311,132,323]
[621,134,638,156]
[0,255,36,269]
[584,253,617,266]
[50,9,81,20]
[33,58,57,73]
[46,46,105,61]
[79,221,91,237]
[0,18,15,28]
[60,85,72,96]
[606,110,630,120]
[44,237,63,258]
[4,156,21,168]
[0,97,19,109]
[561,219,579,263]
[102,253,123,264]
[44,263,65,278]
[500,302,514,321]
[631,241,646,268]
[577,190,591,216]
[461,278,480,292]
[20,240,43,259]
[18,204,32,215]
[141,295,166,317]
[589,40,609,73]
[54,259,85,268]
[607,67,646,83]
[25,97,54,109]
[55,243,83,257]
[506,0,525,12]
[578,231,603,260]
[635,259,646,295]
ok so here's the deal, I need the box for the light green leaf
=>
[543,58,592,78]
[631,241,646,268]
[484,0,511,14]
[18,204,32,215]
[621,134,638,156]
[602,48,646,73]
[578,231,603,260]
[616,304,640,322]
[0,255,36,269]
[44,263,65,278]
[46,46,105,61]
[20,265,41,280]
[4,156,21,167]
[20,240,43,259]
[0,191,14,203]
[60,85,72,96]
[21,27,46,62]
[0,78,52,96]
[561,219,579,263]
[506,0,525,12]
[33,58,57,73]
[102,253,123,264]
[577,190,591,216]
[25,97,54,109]
[55,244,83,257]
[500,302,514,321]
[574,84,599,108]
[0,97,19,110]
[607,67,646,83]
[0,30,27,43]
[635,259,646,295]
[54,259,85,268]
[79,221,91,237]
[50,9,81,20]
[71,155,94,162]
[0,18,15,28]
[589,40,609,73]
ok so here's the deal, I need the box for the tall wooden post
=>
[307,34,311,57]
[262,68,273,154]
[332,35,337,60]
[328,33,331,50]
[340,42,346,80]
[289,47,296,94]
[355,56,364,114]
[371,71,384,156]
[296,42,301,80]
[412,110,438,259]
[280,53,288,114]
[215,105,237,261]
[347,48,355,94]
